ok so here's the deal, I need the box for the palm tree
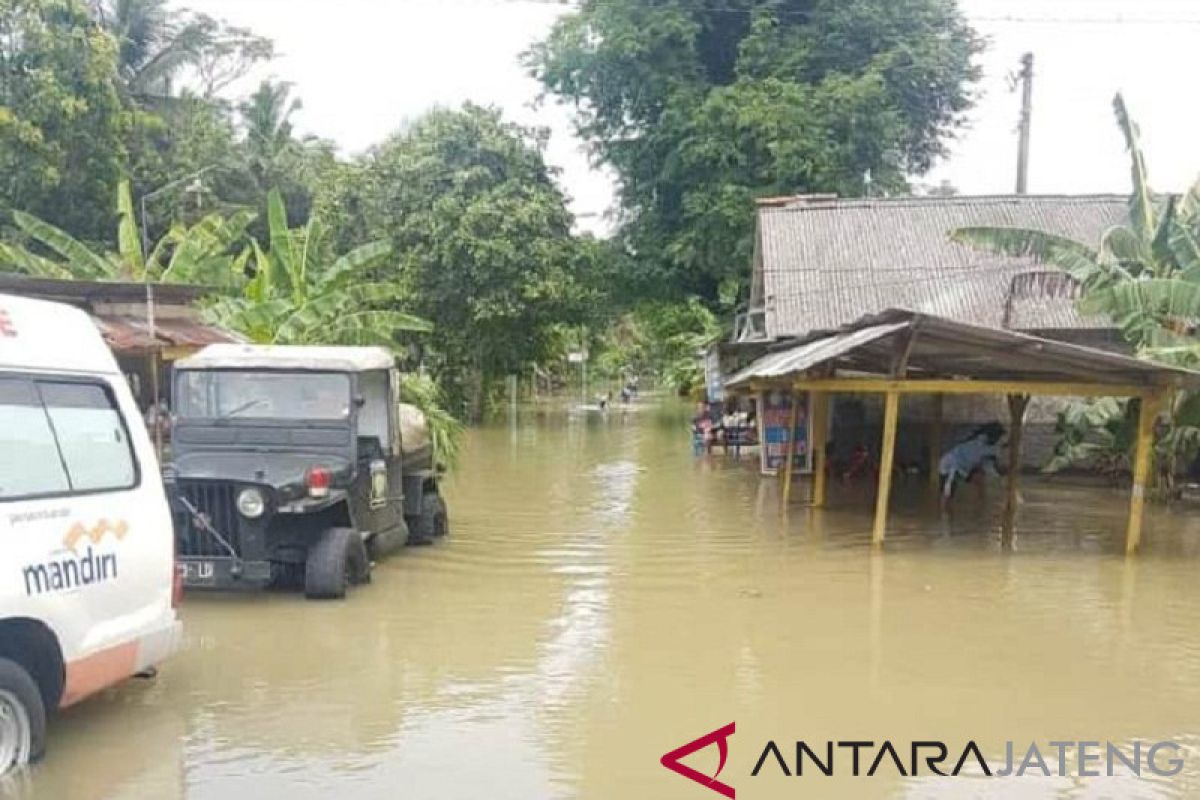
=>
[240,81,305,185]
[205,189,431,346]
[0,179,254,286]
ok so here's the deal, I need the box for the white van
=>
[0,293,181,774]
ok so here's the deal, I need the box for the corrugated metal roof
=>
[92,315,243,353]
[727,309,1200,391]
[726,322,908,387]
[755,195,1125,339]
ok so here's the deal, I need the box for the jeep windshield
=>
[175,370,351,421]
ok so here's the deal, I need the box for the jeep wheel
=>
[305,528,370,600]
[432,494,449,538]
[409,493,440,546]
[0,658,45,775]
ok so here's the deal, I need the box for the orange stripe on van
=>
[60,641,139,708]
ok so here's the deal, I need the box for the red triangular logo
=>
[660,722,736,798]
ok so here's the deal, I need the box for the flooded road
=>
[10,399,1200,799]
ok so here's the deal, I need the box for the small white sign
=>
[568,352,587,364]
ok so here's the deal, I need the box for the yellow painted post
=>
[928,394,944,493]
[781,392,801,506]
[872,391,901,546]
[1003,394,1030,545]
[811,392,830,507]
[1126,392,1164,555]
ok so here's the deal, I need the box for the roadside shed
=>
[726,309,1200,555]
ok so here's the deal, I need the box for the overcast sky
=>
[181,0,1200,232]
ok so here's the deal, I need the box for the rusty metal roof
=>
[727,309,1200,391]
[91,314,242,353]
[752,195,1126,340]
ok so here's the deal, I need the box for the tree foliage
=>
[0,0,132,241]
[205,189,430,347]
[528,0,982,302]
[0,177,253,282]
[324,104,604,416]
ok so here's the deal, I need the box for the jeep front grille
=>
[175,481,243,558]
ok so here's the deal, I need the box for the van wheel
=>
[0,658,45,775]
[305,528,369,600]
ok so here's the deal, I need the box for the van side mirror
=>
[353,395,366,409]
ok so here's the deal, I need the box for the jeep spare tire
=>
[398,403,434,473]
[305,528,370,600]
[0,657,46,775]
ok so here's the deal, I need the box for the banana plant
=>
[204,189,431,347]
[950,94,1200,482]
[951,94,1200,351]
[0,179,255,286]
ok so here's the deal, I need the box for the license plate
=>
[179,561,215,582]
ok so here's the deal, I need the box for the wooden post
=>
[810,392,829,507]
[928,394,944,493]
[873,391,901,546]
[1003,394,1030,544]
[1126,391,1164,555]
[781,392,801,506]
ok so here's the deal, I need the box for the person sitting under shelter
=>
[938,422,1005,509]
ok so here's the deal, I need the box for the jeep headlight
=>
[237,487,266,518]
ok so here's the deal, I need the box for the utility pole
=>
[1015,53,1034,195]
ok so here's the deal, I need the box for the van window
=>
[38,381,137,493]
[0,378,70,498]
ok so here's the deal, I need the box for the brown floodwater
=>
[8,398,1200,800]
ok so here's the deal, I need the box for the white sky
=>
[181,0,1200,233]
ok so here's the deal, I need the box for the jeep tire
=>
[432,494,449,538]
[0,657,46,775]
[409,493,440,546]
[305,528,370,600]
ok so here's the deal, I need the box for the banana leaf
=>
[951,226,1104,285]
[12,211,113,279]
[1113,93,1158,243]
[0,242,75,279]
[319,240,393,290]
[116,180,145,279]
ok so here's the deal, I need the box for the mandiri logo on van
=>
[21,518,128,597]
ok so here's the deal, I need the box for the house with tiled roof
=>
[715,194,1131,470]
[734,193,1126,345]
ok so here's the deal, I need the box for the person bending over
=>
[938,422,1005,509]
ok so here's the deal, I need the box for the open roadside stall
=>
[724,309,1200,554]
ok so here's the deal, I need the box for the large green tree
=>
[528,0,982,303]
[0,0,131,242]
[329,104,603,417]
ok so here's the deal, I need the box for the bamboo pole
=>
[811,392,830,507]
[1126,392,1164,555]
[928,394,944,493]
[872,391,901,546]
[1002,394,1030,545]
[781,392,801,506]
